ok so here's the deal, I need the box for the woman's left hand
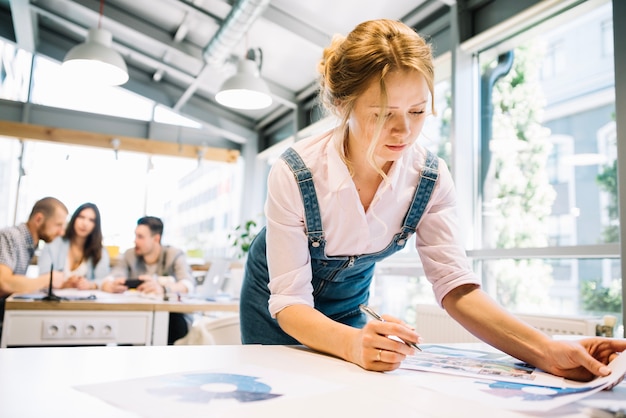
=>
[60,275,80,289]
[63,275,97,290]
[75,277,97,290]
[542,338,626,385]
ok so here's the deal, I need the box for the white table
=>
[1,290,238,347]
[0,344,623,418]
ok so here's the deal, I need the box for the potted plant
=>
[228,219,259,259]
[225,219,260,297]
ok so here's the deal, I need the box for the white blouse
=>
[64,254,88,278]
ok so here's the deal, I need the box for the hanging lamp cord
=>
[246,47,263,71]
[98,0,105,29]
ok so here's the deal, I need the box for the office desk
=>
[1,291,239,347]
[0,344,623,418]
[151,297,239,345]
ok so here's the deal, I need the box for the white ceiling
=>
[0,0,451,150]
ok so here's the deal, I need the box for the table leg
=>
[152,311,169,345]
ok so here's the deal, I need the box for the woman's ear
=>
[334,98,345,114]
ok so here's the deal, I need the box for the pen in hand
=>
[359,304,422,351]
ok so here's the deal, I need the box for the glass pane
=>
[0,38,32,102]
[0,136,21,226]
[2,137,244,260]
[154,105,202,128]
[371,261,437,327]
[30,55,153,121]
[478,2,617,249]
[479,257,623,337]
[422,71,452,168]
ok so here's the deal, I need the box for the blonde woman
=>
[239,19,626,382]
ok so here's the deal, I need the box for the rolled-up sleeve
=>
[414,160,481,306]
[266,159,315,317]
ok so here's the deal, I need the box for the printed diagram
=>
[477,380,595,401]
[147,372,283,403]
[75,364,342,418]
[406,350,535,381]
[398,344,626,412]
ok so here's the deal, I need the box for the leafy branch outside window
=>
[580,279,622,314]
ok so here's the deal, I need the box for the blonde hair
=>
[317,19,435,176]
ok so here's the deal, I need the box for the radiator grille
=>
[415,304,600,344]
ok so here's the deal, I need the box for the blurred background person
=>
[0,197,68,337]
[39,202,110,290]
[102,216,194,344]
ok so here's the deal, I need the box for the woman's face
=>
[73,208,97,239]
[347,69,429,166]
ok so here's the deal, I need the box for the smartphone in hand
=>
[124,278,142,289]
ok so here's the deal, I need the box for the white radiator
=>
[414,304,601,344]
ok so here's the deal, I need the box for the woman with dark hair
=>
[38,202,110,289]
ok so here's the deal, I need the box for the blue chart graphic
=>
[148,373,283,403]
[477,380,595,401]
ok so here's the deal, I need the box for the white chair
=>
[174,314,241,345]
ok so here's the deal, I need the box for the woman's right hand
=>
[50,271,66,289]
[357,315,419,371]
[60,275,80,289]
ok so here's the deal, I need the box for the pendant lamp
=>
[62,0,128,86]
[216,48,272,110]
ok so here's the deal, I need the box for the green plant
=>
[228,219,258,259]
[580,279,622,313]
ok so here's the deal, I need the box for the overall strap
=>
[398,149,439,242]
[280,148,324,247]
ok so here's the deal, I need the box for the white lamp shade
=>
[62,28,129,86]
[215,59,272,110]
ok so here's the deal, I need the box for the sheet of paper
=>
[400,344,626,390]
[75,365,343,418]
[397,344,626,412]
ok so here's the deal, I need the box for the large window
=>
[474,2,621,328]
[0,137,244,258]
[370,2,623,336]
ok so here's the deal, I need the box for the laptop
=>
[194,258,232,300]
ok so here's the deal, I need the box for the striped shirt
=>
[0,223,36,275]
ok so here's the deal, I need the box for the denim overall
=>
[240,147,439,344]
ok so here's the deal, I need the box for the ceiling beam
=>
[0,98,243,151]
[262,4,330,48]
[0,120,240,162]
[402,0,448,29]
